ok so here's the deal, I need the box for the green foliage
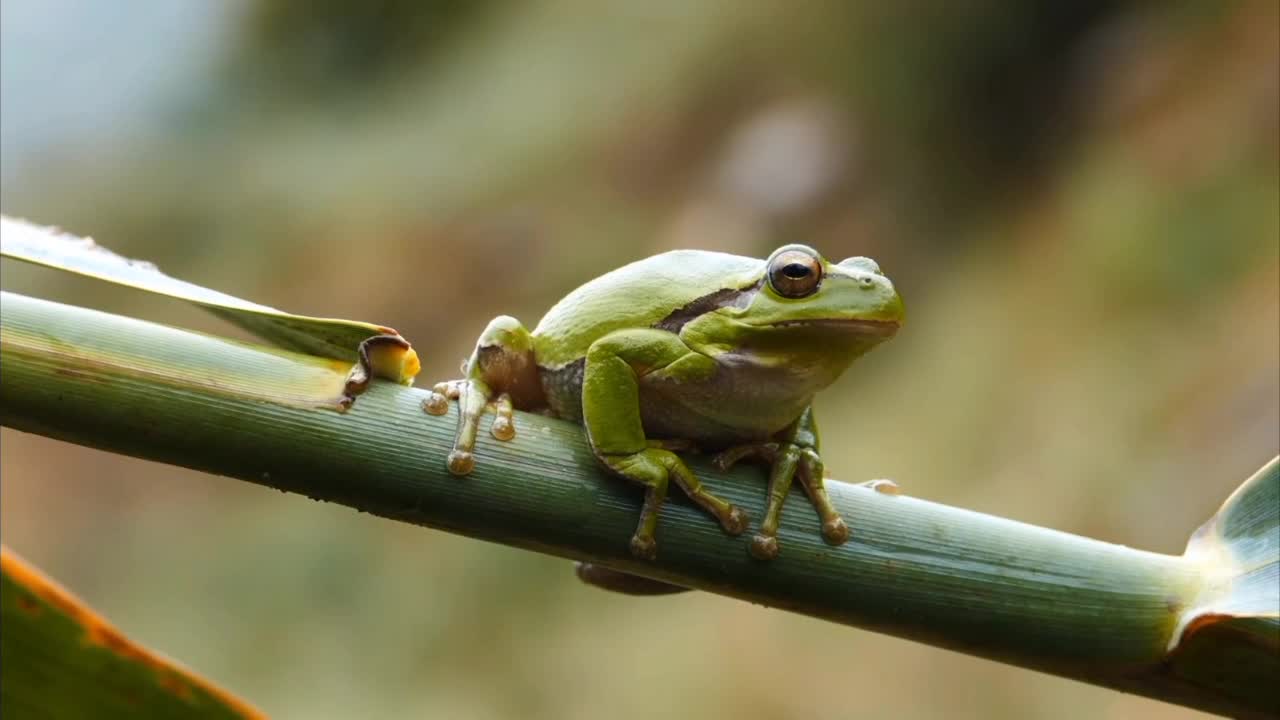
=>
[0,547,262,719]
[0,217,418,375]
[1168,458,1280,713]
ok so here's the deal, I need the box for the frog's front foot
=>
[421,381,459,416]
[422,316,540,476]
[714,440,849,560]
[422,378,518,476]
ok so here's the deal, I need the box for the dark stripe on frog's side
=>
[652,277,763,333]
[538,280,763,424]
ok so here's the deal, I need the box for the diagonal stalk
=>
[0,291,1274,718]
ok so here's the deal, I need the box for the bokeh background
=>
[2,1,1277,718]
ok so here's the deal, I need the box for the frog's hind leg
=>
[423,315,540,475]
[603,451,671,560]
[713,406,848,560]
[583,329,748,560]
[794,452,850,546]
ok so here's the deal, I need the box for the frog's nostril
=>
[858,276,875,289]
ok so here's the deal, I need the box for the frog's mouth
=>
[766,318,901,337]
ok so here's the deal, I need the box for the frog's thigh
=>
[583,329,745,559]
[581,329,693,455]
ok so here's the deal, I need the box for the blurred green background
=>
[1,1,1277,718]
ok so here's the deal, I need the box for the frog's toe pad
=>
[722,506,749,536]
[447,450,475,476]
[822,516,850,546]
[630,534,658,561]
[749,534,779,561]
[423,393,450,416]
[490,415,515,441]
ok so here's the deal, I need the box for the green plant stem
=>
[0,291,1265,717]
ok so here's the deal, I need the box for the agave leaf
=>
[0,546,265,719]
[1168,457,1280,707]
[0,215,420,391]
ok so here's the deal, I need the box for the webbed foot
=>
[749,534,779,561]
[603,448,748,561]
[629,535,658,561]
[422,380,518,475]
[714,436,849,560]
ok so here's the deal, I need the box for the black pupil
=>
[781,262,810,279]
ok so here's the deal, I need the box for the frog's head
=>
[681,244,903,382]
[746,243,903,333]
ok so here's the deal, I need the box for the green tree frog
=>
[424,244,903,562]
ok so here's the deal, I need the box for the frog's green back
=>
[531,249,763,368]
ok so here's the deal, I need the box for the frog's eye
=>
[768,249,823,298]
